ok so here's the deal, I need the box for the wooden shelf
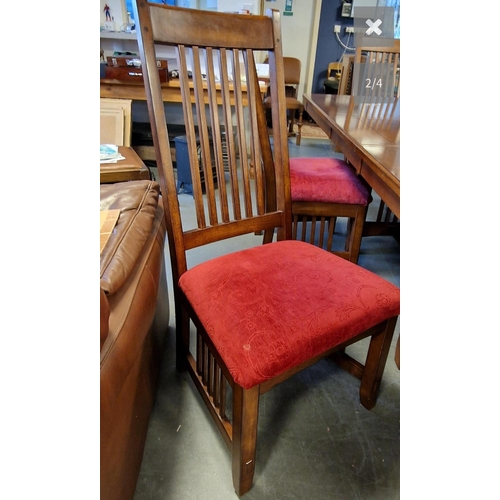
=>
[100,31,137,40]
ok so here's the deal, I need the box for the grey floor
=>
[134,136,400,500]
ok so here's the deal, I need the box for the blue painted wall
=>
[311,0,354,94]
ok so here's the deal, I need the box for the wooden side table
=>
[100,146,151,184]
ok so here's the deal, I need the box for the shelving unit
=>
[100,31,137,41]
[100,30,177,60]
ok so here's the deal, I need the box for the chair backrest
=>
[283,56,301,85]
[283,56,300,98]
[326,62,342,79]
[134,2,291,282]
[263,55,300,98]
[353,41,400,98]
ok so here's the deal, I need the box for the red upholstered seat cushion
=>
[290,157,369,205]
[179,240,399,389]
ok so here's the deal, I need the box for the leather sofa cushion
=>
[100,180,160,295]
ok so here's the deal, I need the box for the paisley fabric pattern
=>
[290,157,369,205]
[179,240,399,389]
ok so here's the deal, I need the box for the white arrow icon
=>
[366,18,382,35]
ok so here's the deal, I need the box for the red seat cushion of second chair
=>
[179,240,399,389]
[290,157,369,205]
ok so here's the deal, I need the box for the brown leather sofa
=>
[100,180,169,500]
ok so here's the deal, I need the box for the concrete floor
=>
[134,137,400,500]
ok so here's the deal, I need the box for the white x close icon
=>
[365,18,382,35]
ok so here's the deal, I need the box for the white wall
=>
[262,0,318,99]
[217,0,259,13]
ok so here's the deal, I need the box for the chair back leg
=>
[345,204,368,263]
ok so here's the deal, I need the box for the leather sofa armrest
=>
[100,181,160,295]
[100,287,110,350]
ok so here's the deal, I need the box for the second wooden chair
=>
[290,157,370,263]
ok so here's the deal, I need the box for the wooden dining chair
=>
[322,61,342,94]
[289,157,370,264]
[262,56,304,145]
[134,2,400,496]
[353,41,400,99]
[353,41,400,234]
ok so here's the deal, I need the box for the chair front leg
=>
[176,298,191,372]
[359,316,398,410]
[232,384,260,497]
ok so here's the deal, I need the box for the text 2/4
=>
[365,78,383,90]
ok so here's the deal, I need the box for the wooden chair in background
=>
[333,41,400,239]
[289,157,370,264]
[263,56,304,145]
[354,41,400,235]
[322,61,343,94]
[338,39,400,97]
[288,56,371,264]
[353,41,400,99]
[135,2,400,496]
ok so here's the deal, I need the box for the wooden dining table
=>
[302,94,400,220]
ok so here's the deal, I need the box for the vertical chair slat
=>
[309,217,317,245]
[327,217,335,251]
[292,214,298,240]
[219,48,242,221]
[177,45,207,229]
[210,48,230,221]
[298,217,306,242]
[233,50,260,217]
[205,47,230,223]
[219,369,227,420]
[214,363,221,409]
[192,46,219,226]
[318,217,326,249]
[244,50,266,215]
[196,330,203,375]
[202,342,209,387]
[208,351,215,396]
[234,49,254,212]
